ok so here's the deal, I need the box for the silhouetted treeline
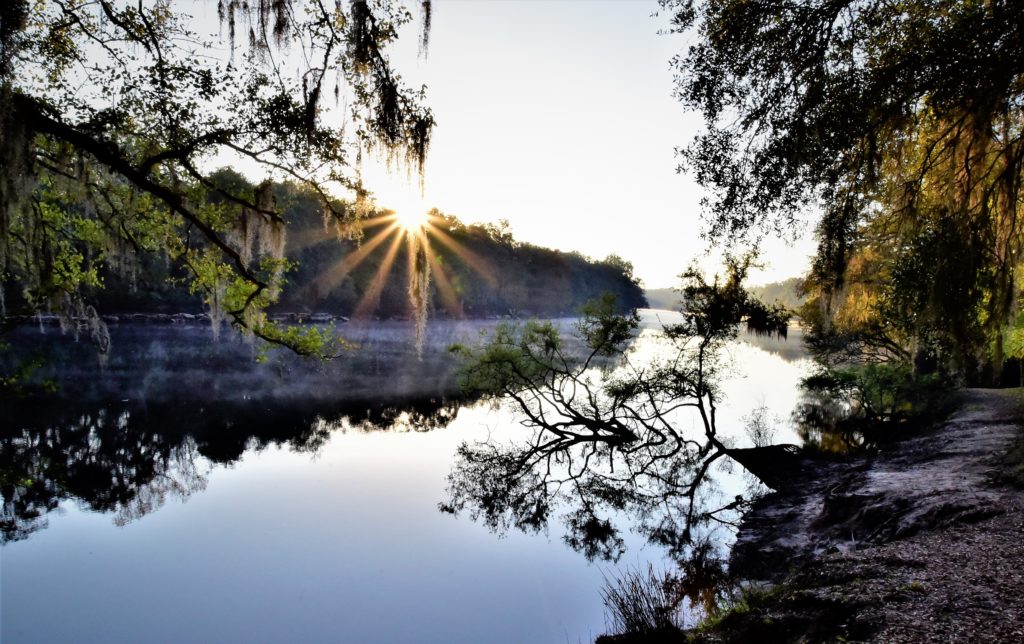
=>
[748,278,806,313]
[82,169,646,319]
[646,278,805,314]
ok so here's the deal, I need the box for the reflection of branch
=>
[445,267,790,561]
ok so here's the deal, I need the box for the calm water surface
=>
[0,310,810,643]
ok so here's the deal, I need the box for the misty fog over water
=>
[0,311,810,643]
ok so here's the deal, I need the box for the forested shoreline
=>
[2,170,646,324]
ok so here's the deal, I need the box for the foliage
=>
[687,582,790,641]
[0,343,55,398]
[442,260,788,562]
[0,1,434,357]
[599,564,687,639]
[795,362,953,451]
[803,363,950,426]
[742,404,777,449]
[664,0,1024,379]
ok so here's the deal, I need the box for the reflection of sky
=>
[636,309,813,449]
[1,316,810,643]
[3,408,625,643]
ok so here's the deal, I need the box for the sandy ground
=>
[701,388,1024,642]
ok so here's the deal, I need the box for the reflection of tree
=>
[442,262,790,561]
[0,394,467,543]
[0,408,209,543]
[599,537,729,638]
[792,388,868,454]
[112,436,208,527]
[341,397,462,434]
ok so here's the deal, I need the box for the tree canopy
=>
[0,0,433,356]
[665,0,1024,380]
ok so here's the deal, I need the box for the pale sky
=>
[363,0,816,288]
[194,0,816,288]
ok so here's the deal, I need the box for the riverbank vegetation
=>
[660,0,1024,462]
[586,0,1024,640]
[667,0,1023,385]
[443,260,789,561]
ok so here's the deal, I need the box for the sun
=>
[394,206,429,232]
[312,186,498,329]
[378,189,430,232]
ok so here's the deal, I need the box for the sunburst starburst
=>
[307,200,497,355]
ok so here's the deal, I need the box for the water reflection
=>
[737,323,808,364]
[0,314,813,643]
[441,283,796,569]
[0,318,501,542]
[0,395,465,543]
[791,389,870,453]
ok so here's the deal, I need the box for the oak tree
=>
[0,0,433,356]
[665,0,1024,377]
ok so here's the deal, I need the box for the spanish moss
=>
[419,1,432,57]
[407,231,430,357]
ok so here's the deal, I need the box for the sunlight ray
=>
[290,214,398,256]
[421,235,463,317]
[352,232,405,319]
[311,223,399,295]
[424,224,499,287]
[360,213,401,229]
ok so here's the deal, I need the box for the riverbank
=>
[693,388,1024,642]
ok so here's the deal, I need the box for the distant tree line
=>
[643,287,680,311]
[647,278,805,315]
[748,279,806,314]
[62,169,646,320]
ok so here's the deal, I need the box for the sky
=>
[195,0,817,288]
[365,0,817,288]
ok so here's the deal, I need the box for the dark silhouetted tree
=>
[0,1,433,356]
[665,0,1024,379]
[442,260,789,561]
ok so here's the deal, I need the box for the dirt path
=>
[702,389,1024,642]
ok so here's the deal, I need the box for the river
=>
[0,310,810,643]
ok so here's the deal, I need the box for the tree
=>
[0,1,433,356]
[442,261,789,561]
[664,0,1024,378]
